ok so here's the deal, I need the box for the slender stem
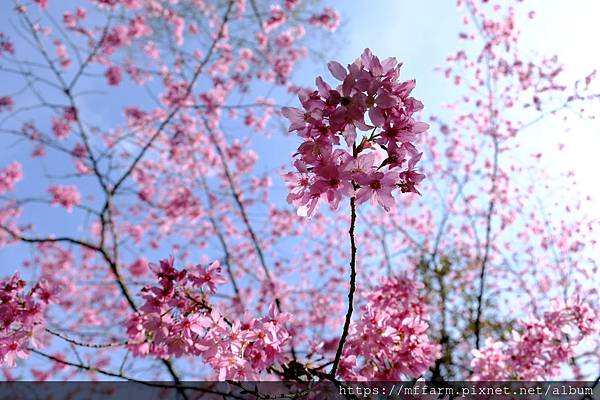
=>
[45,328,135,349]
[474,70,499,350]
[473,139,497,349]
[330,196,357,378]
[467,4,499,349]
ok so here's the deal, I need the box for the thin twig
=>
[330,196,357,377]
[45,328,135,349]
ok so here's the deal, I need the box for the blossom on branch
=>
[48,185,81,213]
[0,96,14,112]
[283,49,428,216]
[471,296,598,380]
[339,275,440,380]
[126,257,291,379]
[0,162,22,195]
[0,273,58,367]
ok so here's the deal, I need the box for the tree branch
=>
[330,196,357,378]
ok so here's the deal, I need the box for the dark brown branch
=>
[201,117,298,360]
[29,349,246,399]
[330,196,358,378]
[581,375,599,400]
[0,224,101,253]
[473,49,500,351]
[45,328,135,349]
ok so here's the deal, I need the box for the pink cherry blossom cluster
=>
[0,32,15,55]
[0,273,59,367]
[126,257,291,379]
[208,306,291,380]
[0,96,14,112]
[48,185,81,213]
[33,0,48,9]
[53,39,71,69]
[471,296,598,380]
[283,48,428,216]
[0,161,22,195]
[105,65,122,86]
[308,7,340,32]
[340,275,441,380]
[51,107,77,140]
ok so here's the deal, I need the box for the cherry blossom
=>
[0,273,57,367]
[0,162,22,195]
[0,96,14,112]
[126,257,290,379]
[0,0,597,389]
[105,65,122,86]
[48,185,81,213]
[283,48,429,216]
[472,296,598,380]
[0,32,15,55]
[340,275,441,380]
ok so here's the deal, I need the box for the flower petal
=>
[327,61,347,80]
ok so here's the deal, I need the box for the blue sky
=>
[334,0,600,218]
[252,0,600,221]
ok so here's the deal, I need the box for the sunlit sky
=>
[2,0,599,216]
[329,0,600,218]
[0,0,598,283]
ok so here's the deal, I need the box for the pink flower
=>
[264,5,287,33]
[33,280,61,305]
[48,185,81,212]
[105,65,122,86]
[284,0,300,11]
[398,153,426,195]
[0,161,22,195]
[1,338,30,368]
[129,258,149,277]
[308,7,340,31]
[128,16,151,38]
[0,96,14,112]
[189,261,227,294]
[283,49,428,216]
[340,275,440,380]
[52,116,71,139]
[63,106,78,122]
[0,273,53,368]
[53,40,71,69]
[126,257,291,379]
[125,314,150,356]
[311,163,354,211]
[281,107,308,132]
[178,314,211,339]
[0,33,15,55]
[471,297,598,380]
[283,170,311,205]
[355,170,397,211]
